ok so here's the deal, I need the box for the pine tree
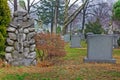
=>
[0,0,11,52]
[112,0,120,20]
[34,0,64,33]
[85,19,104,34]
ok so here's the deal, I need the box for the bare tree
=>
[62,0,88,35]
[53,0,59,33]
[87,2,111,29]
[8,0,41,13]
[81,0,90,34]
[14,0,17,11]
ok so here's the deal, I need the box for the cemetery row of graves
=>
[64,33,120,63]
[4,9,120,66]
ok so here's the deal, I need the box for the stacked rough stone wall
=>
[5,10,36,66]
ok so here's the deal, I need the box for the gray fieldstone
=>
[15,30,18,34]
[22,59,36,66]
[24,29,29,34]
[32,60,37,65]
[23,52,29,57]
[29,39,35,45]
[23,41,29,47]
[8,33,17,40]
[24,48,30,54]
[5,47,14,53]
[27,52,36,59]
[5,53,12,60]
[7,38,14,46]
[12,50,19,59]
[7,27,16,32]
[30,44,36,52]
[27,32,36,40]
[23,17,28,22]
[11,61,20,66]
[14,42,19,50]
[23,33,26,41]
[9,23,17,28]
[29,28,35,32]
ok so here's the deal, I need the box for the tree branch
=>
[68,0,78,10]
[31,0,36,6]
[30,0,41,7]
[62,0,88,34]
[8,0,14,6]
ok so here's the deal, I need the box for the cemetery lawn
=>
[0,43,120,80]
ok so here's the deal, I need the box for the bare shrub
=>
[35,33,66,61]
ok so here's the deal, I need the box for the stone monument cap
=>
[13,5,27,17]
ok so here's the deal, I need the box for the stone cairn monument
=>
[5,10,36,66]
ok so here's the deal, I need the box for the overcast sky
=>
[8,0,118,14]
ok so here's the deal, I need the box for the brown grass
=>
[0,49,120,80]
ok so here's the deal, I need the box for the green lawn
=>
[0,41,120,80]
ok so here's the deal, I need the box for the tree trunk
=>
[51,17,54,33]
[63,0,69,35]
[51,6,54,33]
[81,0,89,34]
[81,6,86,34]
[14,0,17,11]
[62,0,88,35]
[53,0,59,33]
[27,0,30,13]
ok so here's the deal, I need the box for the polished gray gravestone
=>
[84,34,116,63]
[64,34,70,42]
[70,35,81,48]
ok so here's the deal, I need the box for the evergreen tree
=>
[112,0,120,20]
[34,0,64,32]
[0,0,11,52]
[85,19,104,34]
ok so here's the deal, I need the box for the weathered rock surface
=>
[5,47,14,53]
[5,10,36,66]
[7,27,16,32]
[7,38,14,46]
[8,33,17,40]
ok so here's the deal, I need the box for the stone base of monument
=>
[84,34,116,63]
[84,57,116,63]
[10,59,37,66]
